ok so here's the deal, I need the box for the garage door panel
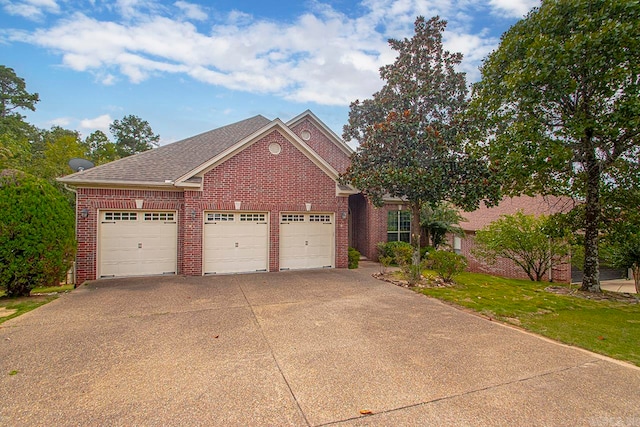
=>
[280,213,334,270]
[203,212,268,274]
[99,211,177,278]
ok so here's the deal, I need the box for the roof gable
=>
[177,119,342,187]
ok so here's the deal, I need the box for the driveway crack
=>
[238,282,311,427]
[316,359,603,426]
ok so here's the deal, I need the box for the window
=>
[281,214,305,223]
[207,213,234,222]
[144,212,175,221]
[309,214,331,223]
[387,211,411,242]
[240,213,266,222]
[104,212,137,221]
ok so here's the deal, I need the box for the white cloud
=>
[79,114,112,132]
[489,0,538,18]
[48,116,71,127]
[11,0,522,106]
[3,0,59,20]
[174,1,207,21]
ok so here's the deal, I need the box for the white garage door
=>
[203,212,269,274]
[280,213,334,270]
[99,211,177,278]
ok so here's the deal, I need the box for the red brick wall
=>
[457,232,571,283]
[75,188,184,283]
[349,197,407,261]
[74,127,349,282]
[290,118,351,174]
[196,129,349,272]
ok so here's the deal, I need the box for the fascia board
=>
[56,177,177,189]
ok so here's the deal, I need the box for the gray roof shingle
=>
[60,115,272,185]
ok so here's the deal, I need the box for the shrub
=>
[376,241,413,265]
[428,250,467,282]
[348,247,360,269]
[0,170,76,297]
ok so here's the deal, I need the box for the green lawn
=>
[415,272,640,366]
[0,285,73,325]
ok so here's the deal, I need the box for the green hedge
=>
[0,170,76,297]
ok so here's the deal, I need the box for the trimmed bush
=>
[348,247,360,269]
[0,170,76,297]
[376,241,413,265]
[428,250,467,282]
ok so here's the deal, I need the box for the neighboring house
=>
[60,111,409,283]
[452,195,576,283]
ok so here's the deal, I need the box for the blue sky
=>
[1,0,538,146]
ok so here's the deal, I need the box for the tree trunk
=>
[410,204,422,284]
[633,264,640,294]
[580,152,601,292]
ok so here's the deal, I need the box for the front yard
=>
[412,272,640,366]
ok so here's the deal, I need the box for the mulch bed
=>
[372,271,455,289]
[373,271,638,304]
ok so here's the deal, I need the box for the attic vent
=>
[269,142,282,155]
[300,130,311,141]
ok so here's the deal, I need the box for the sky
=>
[1,0,539,146]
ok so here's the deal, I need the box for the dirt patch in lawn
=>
[545,286,639,304]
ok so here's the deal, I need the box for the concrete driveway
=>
[1,262,639,426]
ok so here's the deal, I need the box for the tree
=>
[467,0,640,292]
[421,202,465,249]
[0,65,39,118]
[85,130,120,164]
[34,126,86,180]
[109,114,160,157]
[0,170,76,297]
[341,16,499,283]
[473,212,570,282]
[0,116,35,171]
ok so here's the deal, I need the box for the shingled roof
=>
[59,115,272,187]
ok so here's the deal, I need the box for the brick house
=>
[451,195,575,283]
[60,110,412,283]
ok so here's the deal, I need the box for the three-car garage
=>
[97,210,335,278]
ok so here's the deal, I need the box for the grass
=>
[415,271,640,367]
[0,284,74,325]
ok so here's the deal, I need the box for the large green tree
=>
[0,65,39,119]
[0,66,40,171]
[468,0,640,292]
[109,114,160,157]
[342,16,499,283]
[84,130,120,165]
